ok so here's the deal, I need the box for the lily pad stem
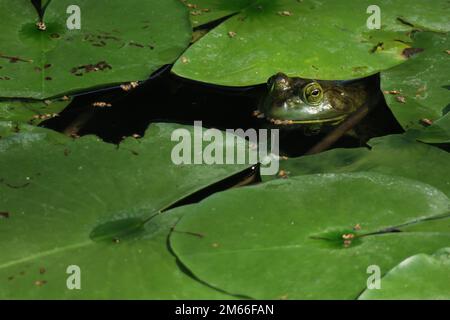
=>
[305,103,373,155]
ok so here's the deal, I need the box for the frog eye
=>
[303,82,323,105]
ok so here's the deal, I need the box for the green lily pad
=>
[0,0,191,99]
[359,248,450,299]
[0,98,71,125]
[265,133,450,196]
[173,0,449,86]
[0,122,255,298]
[170,172,450,299]
[381,32,450,132]
[416,112,450,143]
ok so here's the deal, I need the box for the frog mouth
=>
[253,111,348,126]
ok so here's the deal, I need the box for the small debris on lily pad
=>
[396,96,406,103]
[36,22,46,31]
[383,90,401,95]
[420,118,433,126]
[278,170,288,178]
[278,11,293,16]
[34,280,47,287]
[120,81,139,91]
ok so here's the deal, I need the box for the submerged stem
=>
[305,103,372,155]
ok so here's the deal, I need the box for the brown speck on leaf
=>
[211,243,220,248]
[113,238,120,244]
[71,61,112,75]
[36,21,46,31]
[402,47,424,58]
[32,113,57,120]
[181,56,190,64]
[34,67,42,72]
[202,8,210,12]
[44,100,52,105]
[279,294,289,300]
[35,280,47,287]
[44,64,52,69]
[445,50,450,55]
[120,81,139,92]
[420,118,433,127]
[0,76,11,80]
[396,96,406,103]
[19,271,25,276]
[0,212,10,218]
[342,233,355,240]
[50,33,60,39]
[353,224,362,231]
[344,239,352,248]
[8,276,14,281]
[39,268,46,275]
[92,101,112,108]
[45,76,52,81]
[384,90,401,95]
[61,95,70,101]
[190,10,202,16]
[64,149,70,156]
[228,31,237,38]
[278,170,288,179]
[278,10,293,16]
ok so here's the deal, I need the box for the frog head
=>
[258,73,370,127]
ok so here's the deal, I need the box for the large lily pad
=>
[0,0,191,99]
[264,133,450,197]
[0,122,255,298]
[359,248,450,299]
[381,32,450,132]
[170,172,450,299]
[173,0,449,86]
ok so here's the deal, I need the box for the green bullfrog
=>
[256,72,376,133]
